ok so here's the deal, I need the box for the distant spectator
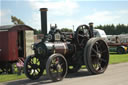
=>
[115,36,120,43]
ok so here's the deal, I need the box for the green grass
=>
[0,53,128,83]
[109,53,128,64]
[0,74,26,82]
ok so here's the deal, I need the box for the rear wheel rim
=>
[84,38,109,74]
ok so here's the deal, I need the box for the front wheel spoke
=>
[52,59,56,64]
[31,58,34,63]
[50,68,54,72]
[30,69,34,75]
[37,68,41,72]
[27,64,32,68]
[36,60,40,64]
[35,69,39,74]
[60,62,64,67]
[57,69,61,79]
[33,70,36,74]
[50,66,54,71]
[30,60,34,64]
[36,58,39,63]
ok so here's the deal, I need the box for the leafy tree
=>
[61,28,73,32]
[95,24,128,35]
[34,29,41,34]
[11,16,43,35]
[11,16,25,24]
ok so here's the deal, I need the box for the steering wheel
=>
[75,24,92,48]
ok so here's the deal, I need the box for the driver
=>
[89,22,94,37]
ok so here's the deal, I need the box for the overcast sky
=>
[0,0,128,31]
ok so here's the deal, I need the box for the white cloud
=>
[28,10,128,31]
[27,0,79,31]
[84,11,120,25]
[55,10,128,29]
[0,9,12,25]
[27,0,128,30]
[53,19,84,30]
[26,11,81,31]
[119,10,128,14]
[28,0,79,16]
[83,10,128,26]
[26,11,41,29]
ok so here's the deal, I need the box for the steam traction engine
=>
[24,8,109,81]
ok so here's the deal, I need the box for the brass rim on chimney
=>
[40,8,48,11]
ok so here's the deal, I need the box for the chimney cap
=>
[40,8,48,11]
[89,22,94,26]
[89,22,93,25]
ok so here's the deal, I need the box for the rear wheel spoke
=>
[92,48,97,54]
[100,58,107,63]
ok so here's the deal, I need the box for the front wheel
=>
[84,38,109,74]
[24,55,44,80]
[46,53,68,82]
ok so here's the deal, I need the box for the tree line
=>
[95,24,128,35]
[11,16,128,35]
[33,24,128,35]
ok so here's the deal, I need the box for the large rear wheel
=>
[84,38,109,74]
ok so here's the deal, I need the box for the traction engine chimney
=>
[40,8,48,36]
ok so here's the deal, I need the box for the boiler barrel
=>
[35,42,75,58]
[45,42,69,55]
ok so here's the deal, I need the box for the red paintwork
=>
[8,31,18,61]
[0,31,9,61]
[0,31,18,61]
[0,25,33,62]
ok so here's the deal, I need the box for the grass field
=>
[0,53,128,83]
[0,74,26,83]
[109,53,128,64]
